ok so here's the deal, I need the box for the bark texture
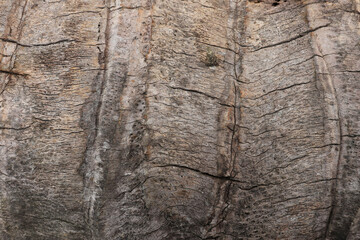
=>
[0,0,359,239]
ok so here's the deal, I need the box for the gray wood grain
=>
[0,0,359,239]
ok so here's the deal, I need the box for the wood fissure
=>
[0,0,359,239]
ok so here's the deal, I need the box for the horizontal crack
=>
[0,69,29,76]
[167,85,234,107]
[0,123,33,131]
[111,5,143,11]
[248,81,312,100]
[253,23,330,52]
[155,164,244,182]
[254,107,288,119]
[168,85,219,100]
[343,134,360,138]
[273,195,311,204]
[311,143,340,149]
[54,10,101,18]
[0,38,77,47]
[154,164,284,191]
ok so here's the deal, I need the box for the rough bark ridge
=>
[0,0,359,239]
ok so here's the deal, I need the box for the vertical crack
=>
[82,0,112,238]
[324,70,343,240]
[93,2,111,144]
[230,82,238,178]
[204,1,242,238]
[304,4,342,238]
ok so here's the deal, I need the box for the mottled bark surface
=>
[0,0,359,239]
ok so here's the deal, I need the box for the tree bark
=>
[0,0,359,239]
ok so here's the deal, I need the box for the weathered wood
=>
[0,0,359,239]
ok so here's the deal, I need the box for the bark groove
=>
[0,0,359,239]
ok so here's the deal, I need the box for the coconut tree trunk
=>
[0,0,359,239]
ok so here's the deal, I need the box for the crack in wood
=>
[253,23,331,52]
